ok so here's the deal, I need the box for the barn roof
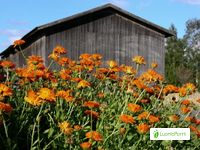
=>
[1,3,174,58]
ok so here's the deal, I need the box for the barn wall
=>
[46,14,165,74]
[7,36,46,67]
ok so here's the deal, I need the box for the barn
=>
[0,3,173,74]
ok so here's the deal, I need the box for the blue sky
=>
[0,0,200,51]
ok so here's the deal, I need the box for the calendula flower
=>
[181,100,190,105]
[180,106,191,114]
[107,60,117,68]
[27,55,43,65]
[79,54,91,59]
[24,90,43,106]
[58,57,70,66]
[77,80,91,88]
[128,103,142,113]
[85,131,103,141]
[137,123,149,134]
[184,117,194,122]
[132,79,147,90]
[80,142,92,149]
[168,115,179,122]
[119,128,126,135]
[53,45,67,54]
[163,84,179,95]
[132,56,146,65]
[0,83,12,98]
[120,114,135,124]
[121,65,136,74]
[38,88,55,102]
[84,110,99,119]
[148,115,160,123]
[58,121,73,135]
[83,101,100,108]
[56,90,74,102]
[48,53,59,61]
[179,87,187,97]
[91,54,102,60]
[151,62,158,69]
[0,102,13,113]
[74,125,82,131]
[59,69,72,80]
[138,112,150,120]
[183,83,196,93]
[0,60,15,69]
[13,39,25,47]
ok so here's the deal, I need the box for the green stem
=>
[43,133,63,150]
[30,104,43,149]
[2,113,11,149]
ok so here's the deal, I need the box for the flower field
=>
[0,40,200,150]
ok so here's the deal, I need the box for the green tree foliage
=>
[165,24,187,85]
[183,18,200,88]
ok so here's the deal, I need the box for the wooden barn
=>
[0,4,173,74]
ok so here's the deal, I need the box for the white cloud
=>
[108,0,130,8]
[0,29,27,51]
[174,0,200,5]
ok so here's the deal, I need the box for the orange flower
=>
[38,88,55,102]
[71,78,82,82]
[74,125,82,131]
[139,69,163,82]
[183,83,196,93]
[0,83,12,98]
[128,103,142,113]
[121,65,136,74]
[184,116,194,122]
[83,101,100,108]
[151,62,158,69]
[80,142,92,149]
[137,123,149,134]
[24,90,43,106]
[119,128,126,135]
[107,60,117,68]
[163,85,179,95]
[181,100,190,105]
[77,80,91,88]
[120,114,135,124]
[60,69,72,80]
[85,131,103,141]
[180,106,191,114]
[132,79,146,89]
[168,115,179,122]
[132,56,146,65]
[27,55,43,65]
[79,54,91,59]
[13,39,25,47]
[48,53,59,61]
[138,112,149,120]
[53,45,66,54]
[56,90,74,102]
[91,54,102,60]
[149,115,160,123]
[179,87,187,97]
[58,121,73,135]
[58,57,70,66]
[84,110,99,119]
[97,92,104,98]
[0,60,15,69]
[0,102,13,113]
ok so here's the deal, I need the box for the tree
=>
[165,24,187,85]
[183,18,200,88]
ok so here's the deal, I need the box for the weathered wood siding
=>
[7,14,165,74]
[7,36,46,67]
[45,14,165,74]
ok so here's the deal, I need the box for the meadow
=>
[0,40,199,150]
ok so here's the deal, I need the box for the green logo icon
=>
[154,130,159,139]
